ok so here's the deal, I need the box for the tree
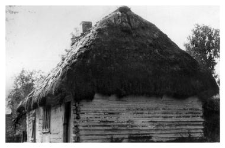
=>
[184,25,220,142]
[8,69,45,111]
[184,24,220,78]
[6,69,45,137]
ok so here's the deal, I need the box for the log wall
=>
[73,94,204,142]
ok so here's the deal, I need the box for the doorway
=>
[63,102,71,142]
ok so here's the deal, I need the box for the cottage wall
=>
[72,94,204,142]
[26,105,65,142]
[35,108,42,142]
[26,110,35,142]
[49,105,64,142]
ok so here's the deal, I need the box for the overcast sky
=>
[5,5,220,95]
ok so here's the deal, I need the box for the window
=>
[42,106,51,133]
[31,118,36,142]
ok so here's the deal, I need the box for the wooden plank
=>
[78,125,204,130]
[80,114,202,119]
[79,133,203,140]
[80,100,201,104]
[77,121,203,126]
[81,102,202,108]
[79,118,203,122]
[80,136,200,142]
[79,129,203,134]
[80,139,110,142]
[76,120,204,125]
[80,116,203,120]
[77,117,204,122]
[80,103,202,108]
[79,137,177,142]
[80,108,202,112]
[80,110,203,114]
[80,110,202,116]
[80,112,203,116]
[80,135,203,142]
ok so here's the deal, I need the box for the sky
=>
[5,5,220,97]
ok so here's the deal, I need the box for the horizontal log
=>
[80,114,202,119]
[79,108,202,112]
[80,110,203,114]
[79,136,204,142]
[77,117,204,122]
[76,120,204,125]
[80,104,202,109]
[78,125,204,130]
[79,129,203,136]
[79,111,203,116]
[79,137,177,142]
[79,132,203,141]
[80,103,202,108]
[79,117,204,122]
[77,121,203,126]
[79,103,202,108]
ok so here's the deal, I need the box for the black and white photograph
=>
[4,2,221,144]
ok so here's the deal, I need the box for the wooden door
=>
[63,102,71,142]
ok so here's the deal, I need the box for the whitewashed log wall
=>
[73,94,204,142]
[26,110,35,142]
[38,105,64,143]
[26,105,65,142]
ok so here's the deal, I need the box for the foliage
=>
[184,24,220,77]
[184,25,220,142]
[6,69,45,134]
[7,69,45,111]
[202,97,220,142]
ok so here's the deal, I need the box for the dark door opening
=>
[31,113,36,143]
[63,102,71,142]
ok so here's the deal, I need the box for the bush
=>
[202,96,220,142]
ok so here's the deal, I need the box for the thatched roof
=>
[18,6,218,111]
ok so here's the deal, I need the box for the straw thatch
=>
[18,6,218,111]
